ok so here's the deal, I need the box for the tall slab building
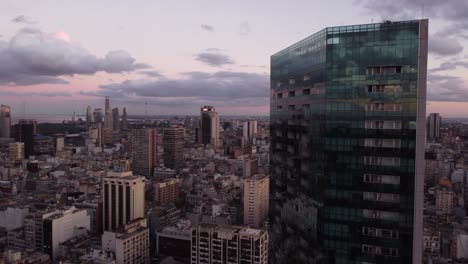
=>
[269,20,428,263]
[0,105,11,138]
[131,128,157,177]
[199,106,220,149]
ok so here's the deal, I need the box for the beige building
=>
[102,218,149,264]
[191,225,268,264]
[102,172,145,231]
[131,129,157,177]
[435,187,454,214]
[9,142,24,161]
[154,178,180,205]
[243,174,269,228]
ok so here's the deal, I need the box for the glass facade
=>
[269,20,428,264]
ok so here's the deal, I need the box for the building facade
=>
[9,142,24,161]
[13,123,35,158]
[112,107,120,131]
[243,120,258,144]
[243,174,269,228]
[0,104,11,138]
[131,129,157,177]
[190,225,268,264]
[154,178,180,205]
[163,126,185,170]
[427,113,441,142]
[102,172,145,231]
[199,106,220,149]
[102,218,149,264]
[270,20,428,263]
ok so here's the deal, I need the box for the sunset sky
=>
[1,0,467,119]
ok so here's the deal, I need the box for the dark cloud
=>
[0,90,71,97]
[427,73,468,102]
[12,15,37,24]
[429,33,464,56]
[87,71,269,109]
[0,28,150,86]
[201,24,214,32]
[99,71,268,99]
[357,0,468,56]
[239,22,251,36]
[430,60,468,72]
[194,49,234,67]
[137,70,164,78]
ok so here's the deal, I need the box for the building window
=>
[277,93,283,99]
[302,89,310,95]
[288,91,295,97]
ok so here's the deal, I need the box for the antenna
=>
[145,101,148,118]
[421,3,424,19]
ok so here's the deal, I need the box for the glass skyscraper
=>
[269,20,428,263]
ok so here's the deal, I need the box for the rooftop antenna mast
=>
[421,3,424,19]
[145,101,148,119]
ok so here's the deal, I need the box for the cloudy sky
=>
[1,0,468,119]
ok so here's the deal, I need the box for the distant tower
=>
[427,113,441,142]
[112,107,120,131]
[163,126,185,170]
[13,122,35,158]
[104,96,113,129]
[243,120,258,144]
[131,129,157,177]
[86,105,92,127]
[121,108,128,130]
[199,106,219,148]
[0,105,11,138]
[94,108,103,124]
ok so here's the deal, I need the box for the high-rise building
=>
[18,119,37,135]
[86,105,92,127]
[243,174,269,228]
[163,126,184,170]
[13,123,35,158]
[0,105,11,138]
[9,142,24,161]
[112,107,120,131]
[243,156,258,178]
[191,225,268,264]
[131,129,157,177]
[121,107,128,130]
[104,97,113,129]
[102,172,145,231]
[427,113,441,142]
[269,20,428,263]
[199,106,219,148]
[154,178,180,205]
[243,120,258,144]
[93,108,103,124]
[102,218,149,264]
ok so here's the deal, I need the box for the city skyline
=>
[1,1,468,117]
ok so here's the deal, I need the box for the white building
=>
[102,218,149,264]
[191,225,268,264]
[43,206,91,261]
[102,171,145,231]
